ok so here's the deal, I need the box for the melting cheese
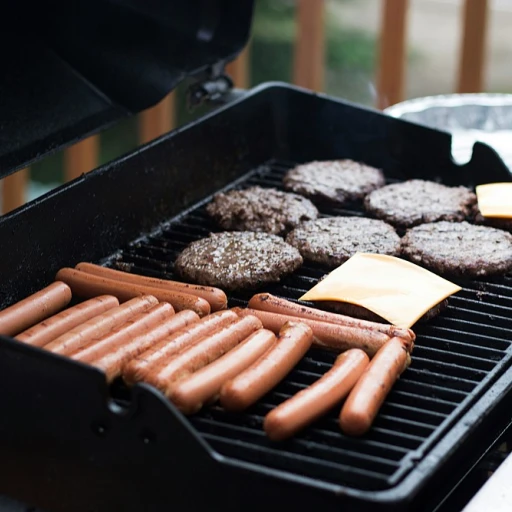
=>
[476,182,512,218]
[300,253,462,328]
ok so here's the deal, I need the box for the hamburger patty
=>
[174,231,303,291]
[364,179,477,229]
[473,210,512,233]
[400,221,512,277]
[286,217,401,268]
[283,159,385,206]
[205,186,318,235]
[315,299,448,324]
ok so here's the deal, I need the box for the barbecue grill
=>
[1,2,511,511]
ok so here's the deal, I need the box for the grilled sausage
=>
[55,267,211,317]
[264,349,370,441]
[75,262,228,312]
[0,281,72,337]
[232,307,397,357]
[44,295,159,355]
[248,293,415,343]
[72,302,175,363]
[123,309,239,385]
[85,309,199,382]
[339,337,411,436]
[219,321,313,412]
[15,295,119,347]
[168,329,277,414]
[145,315,262,393]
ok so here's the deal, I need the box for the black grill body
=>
[0,83,511,512]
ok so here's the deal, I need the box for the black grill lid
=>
[0,0,254,178]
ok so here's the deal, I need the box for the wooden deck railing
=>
[1,0,491,214]
[139,92,176,145]
[376,0,409,110]
[457,0,489,93]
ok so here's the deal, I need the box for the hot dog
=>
[232,307,398,357]
[123,309,239,385]
[248,293,415,342]
[44,295,159,355]
[75,262,228,312]
[264,349,370,441]
[72,302,175,363]
[83,309,199,382]
[55,267,210,317]
[168,329,277,415]
[143,315,262,393]
[16,295,119,347]
[339,336,411,436]
[219,321,313,412]
[0,281,72,337]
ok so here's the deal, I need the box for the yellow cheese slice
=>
[476,182,512,218]
[299,253,462,328]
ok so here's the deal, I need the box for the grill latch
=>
[187,62,245,110]
[187,62,238,109]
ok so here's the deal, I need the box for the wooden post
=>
[226,44,250,89]
[293,0,325,91]
[2,168,29,214]
[64,136,100,182]
[375,0,409,110]
[457,0,489,93]
[138,92,176,145]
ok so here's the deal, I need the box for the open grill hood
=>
[0,0,254,177]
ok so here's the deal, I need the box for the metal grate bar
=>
[449,294,512,315]
[384,390,457,415]
[404,367,476,393]
[417,327,510,352]
[415,337,504,361]
[391,379,469,404]
[200,433,392,489]
[379,402,447,426]
[410,355,488,381]
[411,346,497,371]
[443,304,511,329]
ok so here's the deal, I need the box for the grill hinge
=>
[187,62,238,109]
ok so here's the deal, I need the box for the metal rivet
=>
[140,428,156,445]
[91,421,108,437]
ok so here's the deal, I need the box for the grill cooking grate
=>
[108,160,512,491]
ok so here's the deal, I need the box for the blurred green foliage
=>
[251,0,376,101]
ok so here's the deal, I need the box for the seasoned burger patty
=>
[315,300,448,324]
[286,217,401,268]
[473,210,512,233]
[205,186,318,235]
[364,179,477,229]
[401,221,512,277]
[283,159,385,206]
[174,231,303,291]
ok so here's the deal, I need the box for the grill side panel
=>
[0,87,281,309]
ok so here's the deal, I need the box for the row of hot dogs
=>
[0,262,415,440]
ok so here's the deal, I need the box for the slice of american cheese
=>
[476,182,512,218]
[300,253,462,328]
